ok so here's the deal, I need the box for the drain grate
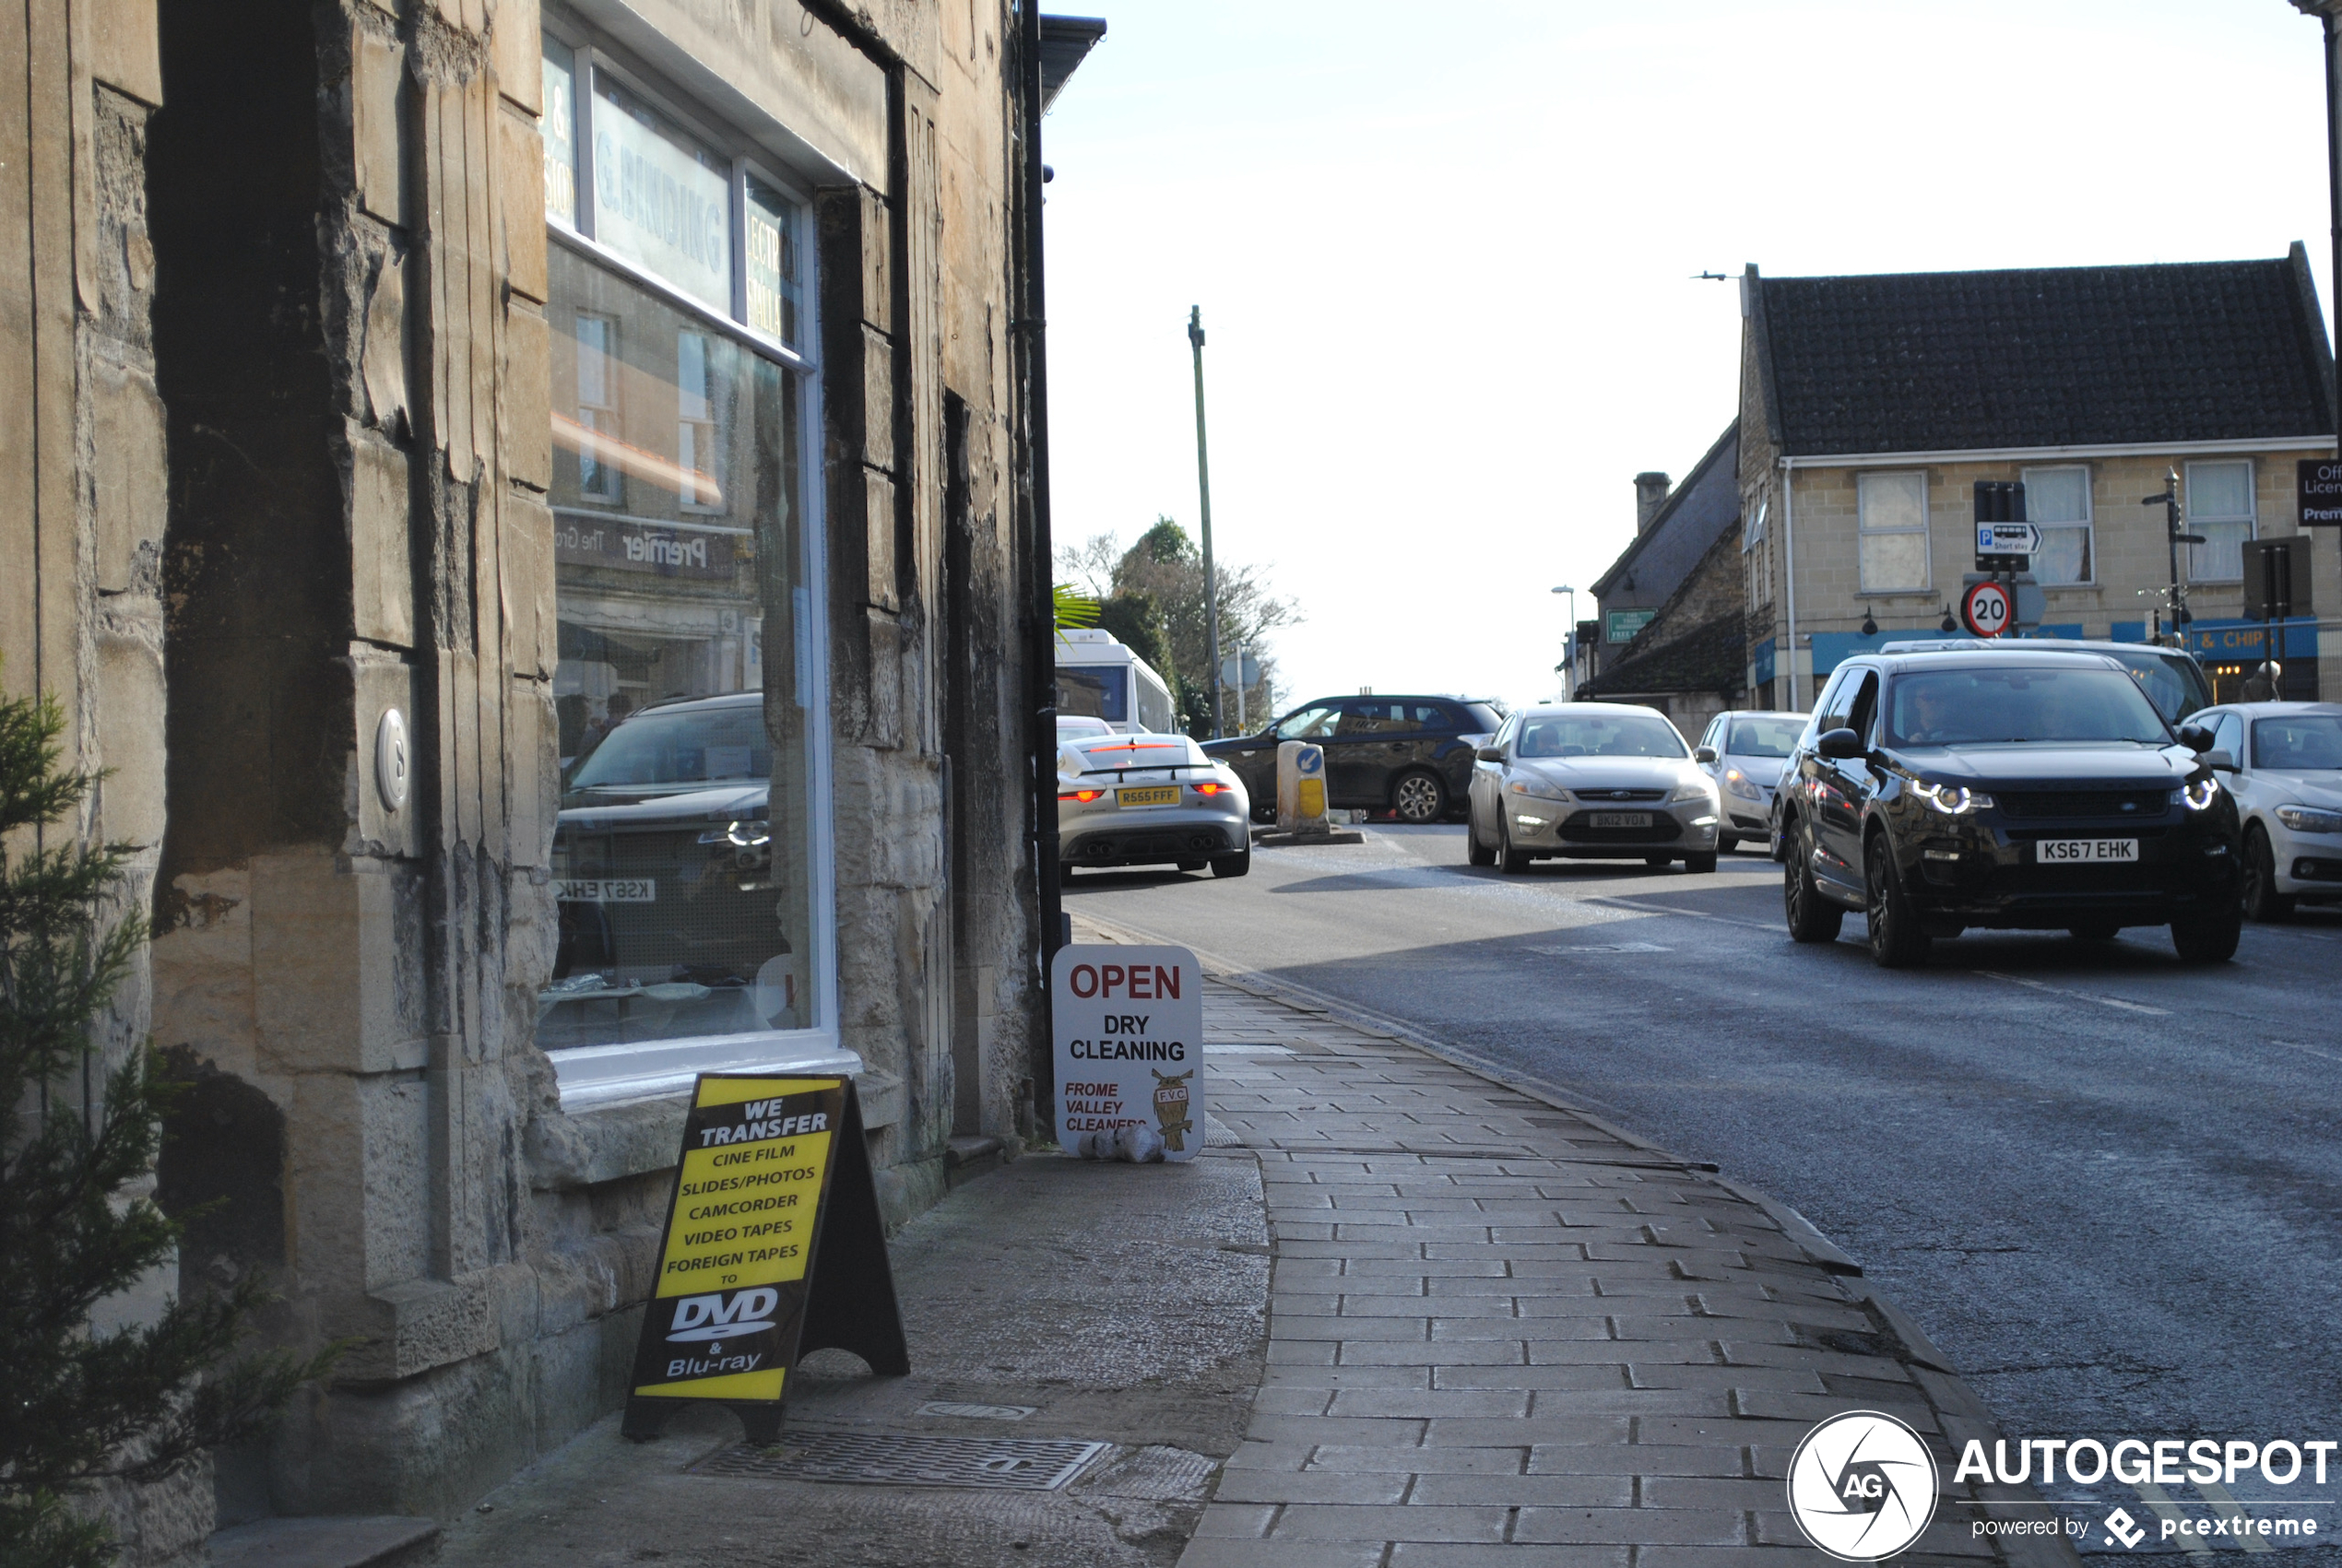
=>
[695,1432,1108,1491]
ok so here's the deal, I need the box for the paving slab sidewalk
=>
[1070,914,2076,1568]
[436,1138,1270,1568]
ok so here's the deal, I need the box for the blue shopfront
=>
[1799,618,2321,703]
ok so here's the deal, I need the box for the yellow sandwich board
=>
[621,1074,906,1444]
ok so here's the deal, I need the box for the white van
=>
[1057,628,1177,734]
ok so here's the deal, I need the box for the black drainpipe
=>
[1018,0,1063,1131]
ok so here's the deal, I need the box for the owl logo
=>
[1150,1068,1194,1152]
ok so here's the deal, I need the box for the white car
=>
[2192,701,2342,919]
[1057,732,1252,882]
[1692,709,1806,854]
[1463,702,1722,875]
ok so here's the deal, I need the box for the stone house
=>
[1578,423,1747,737]
[2,0,1090,1557]
[1735,251,2340,708]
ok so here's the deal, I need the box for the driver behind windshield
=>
[1886,668,2170,748]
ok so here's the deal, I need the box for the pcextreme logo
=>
[1786,1410,1941,1561]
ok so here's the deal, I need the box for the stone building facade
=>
[1736,253,2341,709]
[1579,424,1748,737]
[3,0,1074,1557]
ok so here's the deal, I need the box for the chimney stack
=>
[1634,472,1670,535]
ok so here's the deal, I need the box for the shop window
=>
[1858,471,1929,593]
[2185,460,2255,582]
[2020,466,2092,585]
[539,19,832,1099]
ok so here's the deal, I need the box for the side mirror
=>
[1693,745,1719,765]
[1475,746,1507,763]
[1816,727,1863,760]
[2176,722,2216,754]
[2204,749,2238,772]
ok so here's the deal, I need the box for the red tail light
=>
[1059,787,1106,803]
[1192,782,1228,796]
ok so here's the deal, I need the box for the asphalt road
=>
[1066,825,2342,1515]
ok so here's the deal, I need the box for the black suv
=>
[550,692,786,1017]
[1201,695,1503,824]
[1775,650,2241,967]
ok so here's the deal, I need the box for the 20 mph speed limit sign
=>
[1961,580,2013,637]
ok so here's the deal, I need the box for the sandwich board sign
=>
[621,1074,907,1444]
[1051,945,1203,1161]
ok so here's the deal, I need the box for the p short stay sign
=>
[1051,944,1203,1161]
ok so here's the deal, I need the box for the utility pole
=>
[1189,306,1224,738]
[2290,2,2342,594]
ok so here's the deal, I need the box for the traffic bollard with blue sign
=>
[1277,741,1330,833]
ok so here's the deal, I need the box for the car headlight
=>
[1723,768,1766,801]
[2276,803,2342,833]
[2178,777,2221,813]
[1508,779,1571,802]
[699,819,772,847]
[1670,782,1716,804]
[1912,780,1993,815]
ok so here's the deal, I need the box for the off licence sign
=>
[1961,580,2013,637]
[2300,459,2342,526]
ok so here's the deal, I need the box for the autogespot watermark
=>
[1790,1415,2335,1559]
[1787,1411,1940,1561]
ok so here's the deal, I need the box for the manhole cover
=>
[696,1433,1108,1491]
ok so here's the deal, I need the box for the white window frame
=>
[540,12,845,1109]
[1856,471,1931,594]
[2183,458,2257,584]
[2018,464,2094,586]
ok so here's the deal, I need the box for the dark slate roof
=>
[1750,247,2336,456]
[1591,422,1739,604]
[1577,610,1745,700]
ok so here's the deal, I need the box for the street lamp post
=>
[1189,306,1224,737]
[2296,2,2342,439]
[1551,585,1577,695]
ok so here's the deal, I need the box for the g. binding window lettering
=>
[538,9,839,1105]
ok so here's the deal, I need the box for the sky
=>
[1037,1,2336,716]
